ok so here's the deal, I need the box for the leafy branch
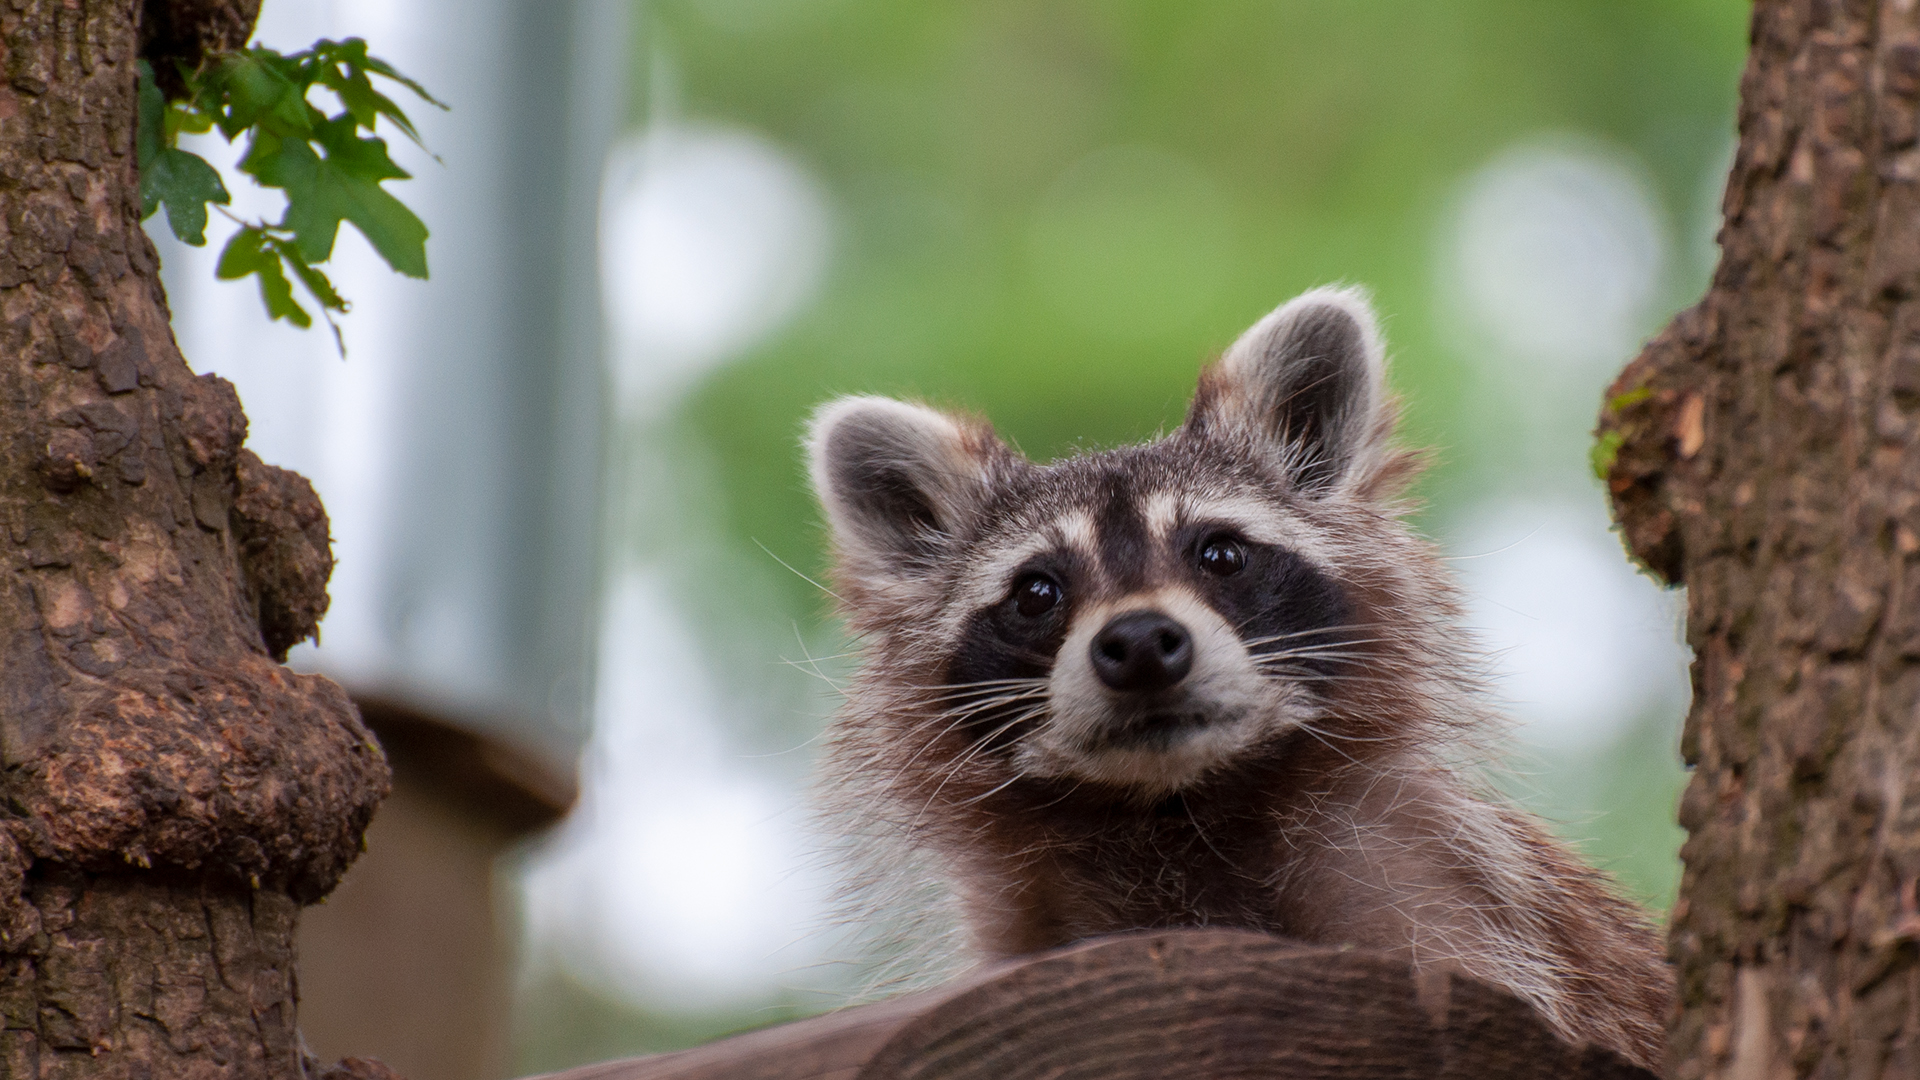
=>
[137,39,444,350]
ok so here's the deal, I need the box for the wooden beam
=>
[525,930,1656,1080]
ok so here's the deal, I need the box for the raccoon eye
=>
[1013,574,1063,618]
[1198,536,1247,577]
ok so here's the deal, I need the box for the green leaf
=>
[216,226,311,327]
[311,115,410,181]
[302,38,445,150]
[270,237,349,314]
[315,63,418,146]
[141,148,230,245]
[248,135,428,276]
[213,224,267,278]
[166,100,215,141]
[320,64,396,131]
[211,53,312,139]
[301,169,430,276]
[271,237,351,354]
[162,36,442,335]
[322,38,447,110]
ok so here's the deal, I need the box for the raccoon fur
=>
[806,287,1673,1069]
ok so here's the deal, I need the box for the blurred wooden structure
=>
[527,930,1655,1080]
[300,696,578,1080]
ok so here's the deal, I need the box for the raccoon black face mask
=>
[806,287,1671,1070]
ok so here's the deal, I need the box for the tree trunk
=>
[1598,1,1920,1077]
[0,2,388,1077]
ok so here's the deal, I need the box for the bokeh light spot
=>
[600,125,831,411]
[1447,137,1666,372]
[1449,500,1688,749]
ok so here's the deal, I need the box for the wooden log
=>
[525,930,1657,1080]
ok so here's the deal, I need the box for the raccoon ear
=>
[808,397,1001,575]
[1185,286,1388,495]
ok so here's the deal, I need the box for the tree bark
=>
[1597,1,1920,1077]
[0,2,388,1077]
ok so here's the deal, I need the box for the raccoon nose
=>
[1090,611,1194,692]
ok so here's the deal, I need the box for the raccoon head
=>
[810,287,1419,797]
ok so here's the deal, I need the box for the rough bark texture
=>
[1,871,302,1078]
[0,1,389,1076]
[1596,1,1920,1077]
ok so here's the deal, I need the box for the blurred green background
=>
[516,0,1747,1072]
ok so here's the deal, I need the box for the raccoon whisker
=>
[939,693,1050,726]
[783,649,862,664]
[1258,657,1391,671]
[935,754,1042,813]
[1280,681,1430,702]
[931,707,1050,786]
[933,745,1027,803]
[1262,670,1421,686]
[1438,523,1548,562]
[1244,626,1397,653]
[921,688,1051,723]
[909,677,1053,701]
[911,675,1052,691]
[1251,657,1420,672]
[914,687,1051,711]
[959,685,1051,704]
[779,656,850,693]
[893,691,1048,735]
[896,693,1051,772]
[1283,719,1366,766]
[778,621,853,694]
[893,715,1015,766]
[1176,796,1256,878]
[1244,626,1397,641]
[895,713,992,769]
[1253,649,1416,669]
[1252,651,1403,670]
[740,726,834,758]
[1242,621,1378,639]
[1234,622,1378,644]
[909,689,1050,719]
[943,706,1049,776]
[754,537,846,605]
[898,709,1016,770]
[1286,719,1404,745]
[1246,646,1358,662]
[1251,645,1392,662]
[952,772,1027,807]
[909,707,1049,828]
[1248,647,1393,664]
[1021,776,1091,813]
[1244,634,1398,652]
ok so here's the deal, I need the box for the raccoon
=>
[806,287,1673,1069]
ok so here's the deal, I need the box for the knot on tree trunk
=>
[139,0,262,98]
[1595,301,1719,586]
[233,450,334,661]
[5,666,389,902]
